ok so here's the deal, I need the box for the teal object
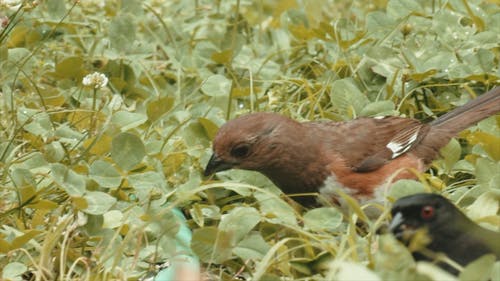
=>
[154,208,200,281]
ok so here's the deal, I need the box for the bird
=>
[389,193,500,274]
[204,87,500,206]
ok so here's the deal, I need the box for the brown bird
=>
[204,87,500,206]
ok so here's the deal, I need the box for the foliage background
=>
[0,0,499,280]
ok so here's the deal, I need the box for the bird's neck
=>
[256,131,332,196]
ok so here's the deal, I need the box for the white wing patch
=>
[386,125,421,159]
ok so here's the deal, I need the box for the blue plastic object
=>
[154,208,200,281]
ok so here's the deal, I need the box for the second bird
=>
[389,193,500,275]
[205,87,500,206]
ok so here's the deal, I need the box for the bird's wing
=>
[467,224,500,258]
[308,116,429,172]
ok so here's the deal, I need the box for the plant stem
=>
[90,88,97,136]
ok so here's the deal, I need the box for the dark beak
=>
[204,154,233,176]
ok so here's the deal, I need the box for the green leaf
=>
[327,262,381,281]
[10,168,36,191]
[475,158,500,188]
[387,0,423,18]
[439,138,462,172]
[3,48,34,73]
[232,46,281,80]
[120,0,142,13]
[255,192,297,226]
[111,132,146,171]
[173,176,202,199]
[109,14,136,52]
[366,11,396,36]
[460,254,496,281]
[127,171,167,190]
[491,261,500,280]
[46,0,67,19]
[50,163,86,196]
[44,141,65,162]
[89,160,122,188]
[360,100,396,117]
[303,207,343,232]
[329,78,369,118]
[16,107,37,123]
[14,152,48,171]
[146,96,174,122]
[111,111,148,131]
[24,112,52,137]
[389,180,426,201]
[2,262,28,280]
[366,46,402,78]
[233,232,271,260]
[83,191,117,215]
[419,51,456,73]
[219,206,261,244]
[476,49,495,72]
[466,192,499,221]
[201,74,232,97]
[191,226,233,263]
[190,204,221,227]
[127,171,168,202]
[375,234,415,275]
[103,210,124,229]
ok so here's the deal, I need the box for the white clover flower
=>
[0,0,22,10]
[267,89,280,107]
[81,0,105,8]
[82,72,108,89]
[0,16,9,30]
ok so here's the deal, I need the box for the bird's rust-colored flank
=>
[205,87,500,205]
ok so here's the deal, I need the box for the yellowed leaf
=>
[467,131,500,160]
[146,96,174,122]
[7,26,30,47]
[0,239,10,253]
[163,153,187,175]
[83,134,112,155]
[28,200,59,210]
[72,196,88,210]
[198,117,219,140]
[211,49,233,64]
[11,230,43,250]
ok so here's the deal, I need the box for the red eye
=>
[420,205,435,220]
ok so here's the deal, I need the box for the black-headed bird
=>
[389,193,500,274]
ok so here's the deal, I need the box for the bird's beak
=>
[389,212,405,238]
[204,154,233,176]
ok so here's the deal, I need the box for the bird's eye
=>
[231,144,250,158]
[420,205,435,220]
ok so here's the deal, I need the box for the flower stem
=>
[90,88,97,136]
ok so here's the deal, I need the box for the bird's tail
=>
[430,86,500,133]
[414,87,500,163]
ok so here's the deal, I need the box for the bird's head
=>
[204,112,298,176]
[389,193,461,244]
